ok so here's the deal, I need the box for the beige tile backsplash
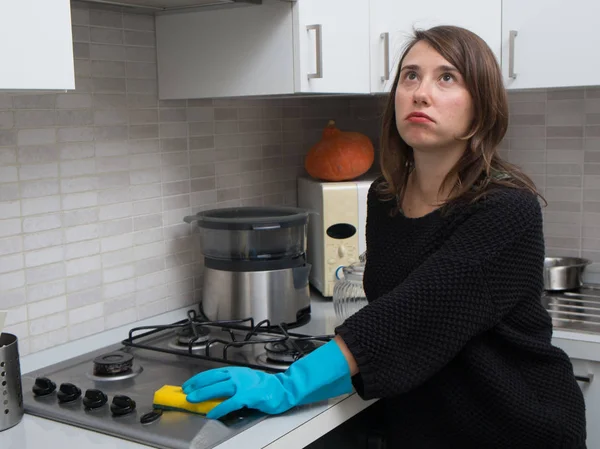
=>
[504,88,600,275]
[1,2,599,354]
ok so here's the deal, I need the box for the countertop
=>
[1,292,376,449]
[2,292,600,449]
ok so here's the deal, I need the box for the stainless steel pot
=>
[544,257,592,291]
[186,206,312,326]
[202,264,312,325]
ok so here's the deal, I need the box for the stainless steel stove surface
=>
[542,283,600,334]
[21,310,331,449]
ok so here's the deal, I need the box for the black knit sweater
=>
[335,178,587,449]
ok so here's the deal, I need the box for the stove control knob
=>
[57,383,82,403]
[111,395,136,416]
[140,409,163,425]
[83,389,108,410]
[32,377,57,397]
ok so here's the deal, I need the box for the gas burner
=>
[168,324,212,351]
[255,353,295,371]
[94,351,133,374]
[264,339,317,364]
[88,351,143,381]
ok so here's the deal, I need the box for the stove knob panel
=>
[32,377,57,397]
[57,383,82,403]
[83,389,108,410]
[111,394,136,416]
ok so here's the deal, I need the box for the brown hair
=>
[377,25,544,213]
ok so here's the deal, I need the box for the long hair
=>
[377,25,544,213]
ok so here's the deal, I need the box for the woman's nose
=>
[412,81,432,105]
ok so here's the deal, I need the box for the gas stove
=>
[542,283,600,334]
[21,309,333,449]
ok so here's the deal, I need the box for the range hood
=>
[76,0,270,13]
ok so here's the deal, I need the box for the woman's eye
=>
[441,73,455,82]
[406,71,417,80]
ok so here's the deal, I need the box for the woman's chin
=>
[400,130,455,152]
[402,136,439,151]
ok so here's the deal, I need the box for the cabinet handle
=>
[575,373,594,383]
[307,24,323,79]
[381,32,390,82]
[508,30,518,79]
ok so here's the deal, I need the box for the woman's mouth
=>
[406,112,435,123]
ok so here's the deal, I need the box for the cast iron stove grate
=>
[121,309,333,372]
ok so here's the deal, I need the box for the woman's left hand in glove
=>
[182,340,353,419]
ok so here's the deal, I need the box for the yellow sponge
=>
[153,385,225,415]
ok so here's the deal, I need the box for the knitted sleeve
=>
[334,188,545,400]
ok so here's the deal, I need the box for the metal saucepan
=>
[544,257,592,291]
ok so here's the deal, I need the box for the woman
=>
[183,25,587,448]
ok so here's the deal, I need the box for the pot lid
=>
[183,206,309,230]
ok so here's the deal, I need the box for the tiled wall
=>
[0,3,383,356]
[1,2,599,356]
[504,88,600,279]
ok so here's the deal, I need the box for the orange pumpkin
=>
[304,120,375,181]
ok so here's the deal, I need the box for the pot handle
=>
[183,215,197,224]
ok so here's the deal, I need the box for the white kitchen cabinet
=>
[502,0,600,89]
[571,358,600,448]
[292,0,370,94]
[0,0,75,90]
[155,0,370,99]
[369,0,502,93]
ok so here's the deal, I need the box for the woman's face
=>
[395,41,474,152]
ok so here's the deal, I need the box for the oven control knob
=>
[111,395,136,416]
[83,389,108,410]
[32,377,57,397]
[338,245,346,258]
[57,383,82,403]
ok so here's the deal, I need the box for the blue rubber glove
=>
[182,340,353,419]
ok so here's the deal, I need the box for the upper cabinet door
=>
[502,0,600,89]
[293,0,370,94]
[156,2,295,99]
[0,0,75,90]
[156,1,370,99]
[370,0,502,93]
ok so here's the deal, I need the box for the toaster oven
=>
[297,176,373,297]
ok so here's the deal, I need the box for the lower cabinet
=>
[571,358,600,448]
